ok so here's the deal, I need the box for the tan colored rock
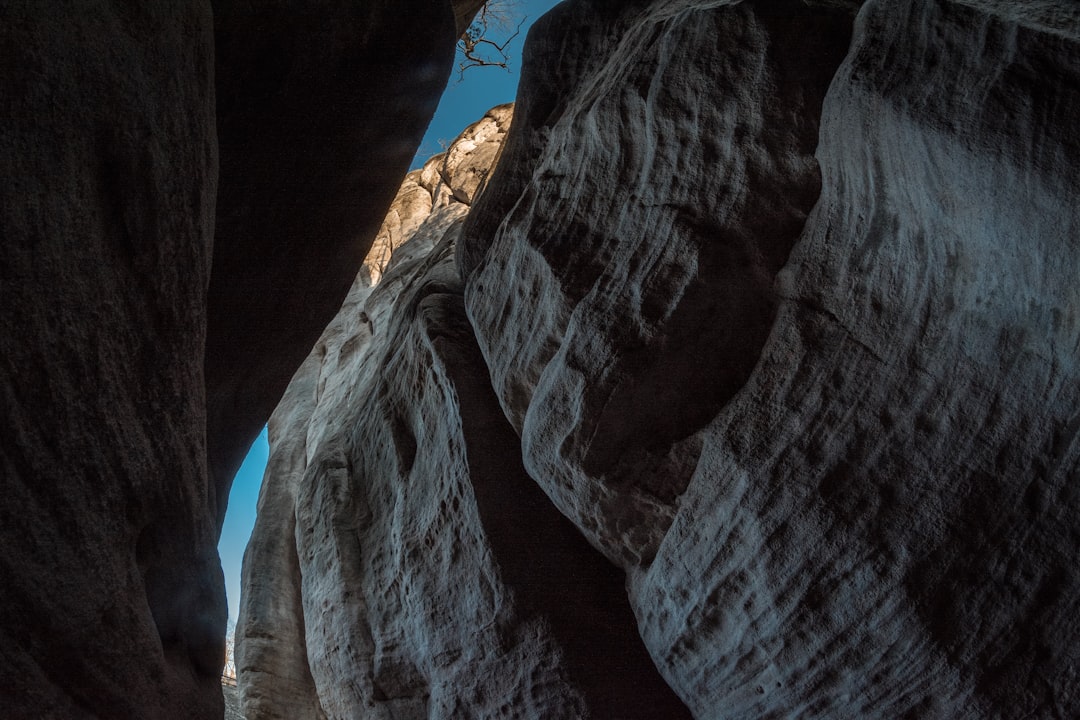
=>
[441,104,514,205]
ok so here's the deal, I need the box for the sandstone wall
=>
[0,3,222,717]
[238,105,692,719]
[0,2,472,717]
[244,0,1080,718]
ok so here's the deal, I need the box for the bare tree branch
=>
[456,2,526,79]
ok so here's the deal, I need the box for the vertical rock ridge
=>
[463,0,856,570]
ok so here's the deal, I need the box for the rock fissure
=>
[4,0,1080,718]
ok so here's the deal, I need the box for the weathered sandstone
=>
[0,4,222,717]
[1,1,475,717]
[238,105,692,718]
[461,0,1080,717]
[243,0,1080,715]
[4,0,1080,717]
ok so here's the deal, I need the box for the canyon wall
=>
[0,4,222,717]
[0,1,476,717]
[242,0,1080,718]
[238,105,691,719]
[1,0,1077,718]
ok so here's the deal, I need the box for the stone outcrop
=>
[243,0,1080,718]
[0,1,476,718]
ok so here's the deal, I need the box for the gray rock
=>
[6,0,1079,716]
[633,2,1080,715]
[463,0,856,571]
[239,105,691,719]
[462,0,1080,717]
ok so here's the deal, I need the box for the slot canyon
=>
[2,1,1078,718]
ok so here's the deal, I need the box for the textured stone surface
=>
[242,0,1080,715]
[0,1,472,717]
[238,106,692,719]
[0,3,222,717]
[632,3,1080,716]
[8,0,1076,717]
[459,0,1080,717]
[205,0,470,529]
[463,0,857,570]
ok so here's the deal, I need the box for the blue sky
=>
[217,0,564,629]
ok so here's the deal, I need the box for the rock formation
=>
[206,0,481,531]
[237,104,692,719]
[0,1,480,718]
[241,0,1080,718]
[3,0,1079,718]
[0,4,222,717]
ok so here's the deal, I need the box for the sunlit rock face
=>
[237,104,691,719]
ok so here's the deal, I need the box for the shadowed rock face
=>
[205,0,464,529]
[0,4,222,718]
[629,2,1080,716]
[462,0,857,570]
[460,0,1080,717]
[0,1,473,718]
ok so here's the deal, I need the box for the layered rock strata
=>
[245,0,1080,718]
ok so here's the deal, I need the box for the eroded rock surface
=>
[244,0,1080,715]
[460,0,1080,717]
[462,0,856,571]
[0,1,476,718]
[632,2,1080,716]
[238,105,691,719]
[7,0,1076,717]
